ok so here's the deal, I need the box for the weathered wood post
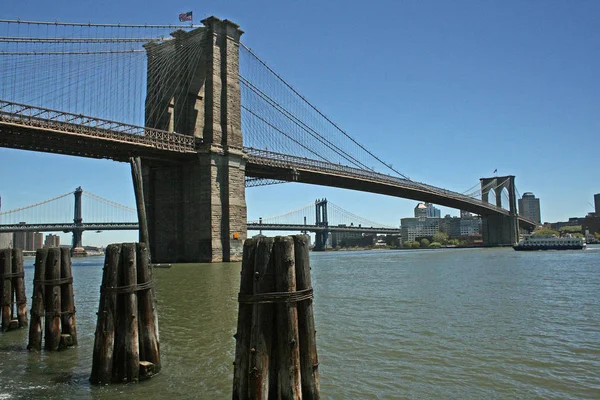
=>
[273,236,302,399]
[44,248,62,351]
[136,243,160,374]
[249,237,276,398]
[0,248,13,331]
[59,247,77,347]
[232,239,256,398]
[233,235,320,399]
[28,248,48,350]
[90,242,160,384]
[12,249,28,328]
[293,235,320,399]
[130,157,150,250]
[90,244,120,384]
[27,247,77,351]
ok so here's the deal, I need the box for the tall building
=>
[0,196,12,248]
[414,203,428,217]
[518,192,541,224]
[12,222,27,250]
[595,193,600,215]
[426,203,441,218]
[33,232,44,250]
[414,202,440,218]
[44,234,61,248]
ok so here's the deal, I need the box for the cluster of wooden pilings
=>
[28,247,77,351]
[0,248,28,332]
[233,235,320,400]
[90,243,160,384]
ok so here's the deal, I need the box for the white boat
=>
[513,235,586,251]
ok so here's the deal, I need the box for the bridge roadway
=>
[0,100,536,230]
[0,222,399,234]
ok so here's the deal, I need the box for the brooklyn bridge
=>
[0,17,536,262]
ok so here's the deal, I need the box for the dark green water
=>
[1,246,599,399]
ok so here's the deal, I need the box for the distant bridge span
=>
[0,222,399,235]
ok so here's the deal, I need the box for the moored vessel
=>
[513,235,585,251]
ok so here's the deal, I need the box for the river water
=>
[1,246,599,399]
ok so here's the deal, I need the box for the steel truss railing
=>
[0,222,139,232]
[0,100,198,153]
[245,147,511,216]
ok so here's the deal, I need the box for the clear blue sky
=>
[1,0,598,247]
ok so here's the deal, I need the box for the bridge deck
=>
[0,100,536,230]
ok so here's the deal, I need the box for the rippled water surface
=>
[1,246,599,399]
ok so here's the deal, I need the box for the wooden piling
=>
[273,237,302,400]
[130,156,150,251]
[136,243,160,374]
[233,235,320,400]
[28,248,48,350]
[0,248,12,332]
[112,243,140,383]
[90,244,120,384]
[91,243,160,385]
[59,248,77,345]
[44,247,62,351]
[248,237,276,399]
[293,235,320,399]
[233,239,257,399]
[12,249,28,328]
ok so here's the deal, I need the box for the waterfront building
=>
[331,225,374,248]
[0,233,12,248]
[0,196,11,248]
[12,222,27,250]
[518,192,541,224]
[33,232,44,250]
[401,217,440,244]
[595,193,600,216]
[439,215,482,238]
[460,216,482,236]
[460,210,473,218]
[440,216,461,237]
[44,234,61,248]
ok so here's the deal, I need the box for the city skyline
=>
[1,0,598,247]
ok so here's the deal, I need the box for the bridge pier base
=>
[481,214,519,246]
[142,152,246,263]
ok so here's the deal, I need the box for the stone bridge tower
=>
[141,17,246,263]
[480,175,519,246]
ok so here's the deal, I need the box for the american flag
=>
[179,11,192,22]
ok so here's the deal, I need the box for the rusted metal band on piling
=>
[34,276,73,285]
[238,287,313,304]
[0,271,25,278]
[31,309,76,317]
[100,279,154,294]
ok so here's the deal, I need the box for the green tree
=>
[595,232,600,240]
[432,232,449,245]
[560,225,582,233]
[448,239,459,246]
[533,228,559,236]
[429,242,442,248]
[420,238,430,248]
